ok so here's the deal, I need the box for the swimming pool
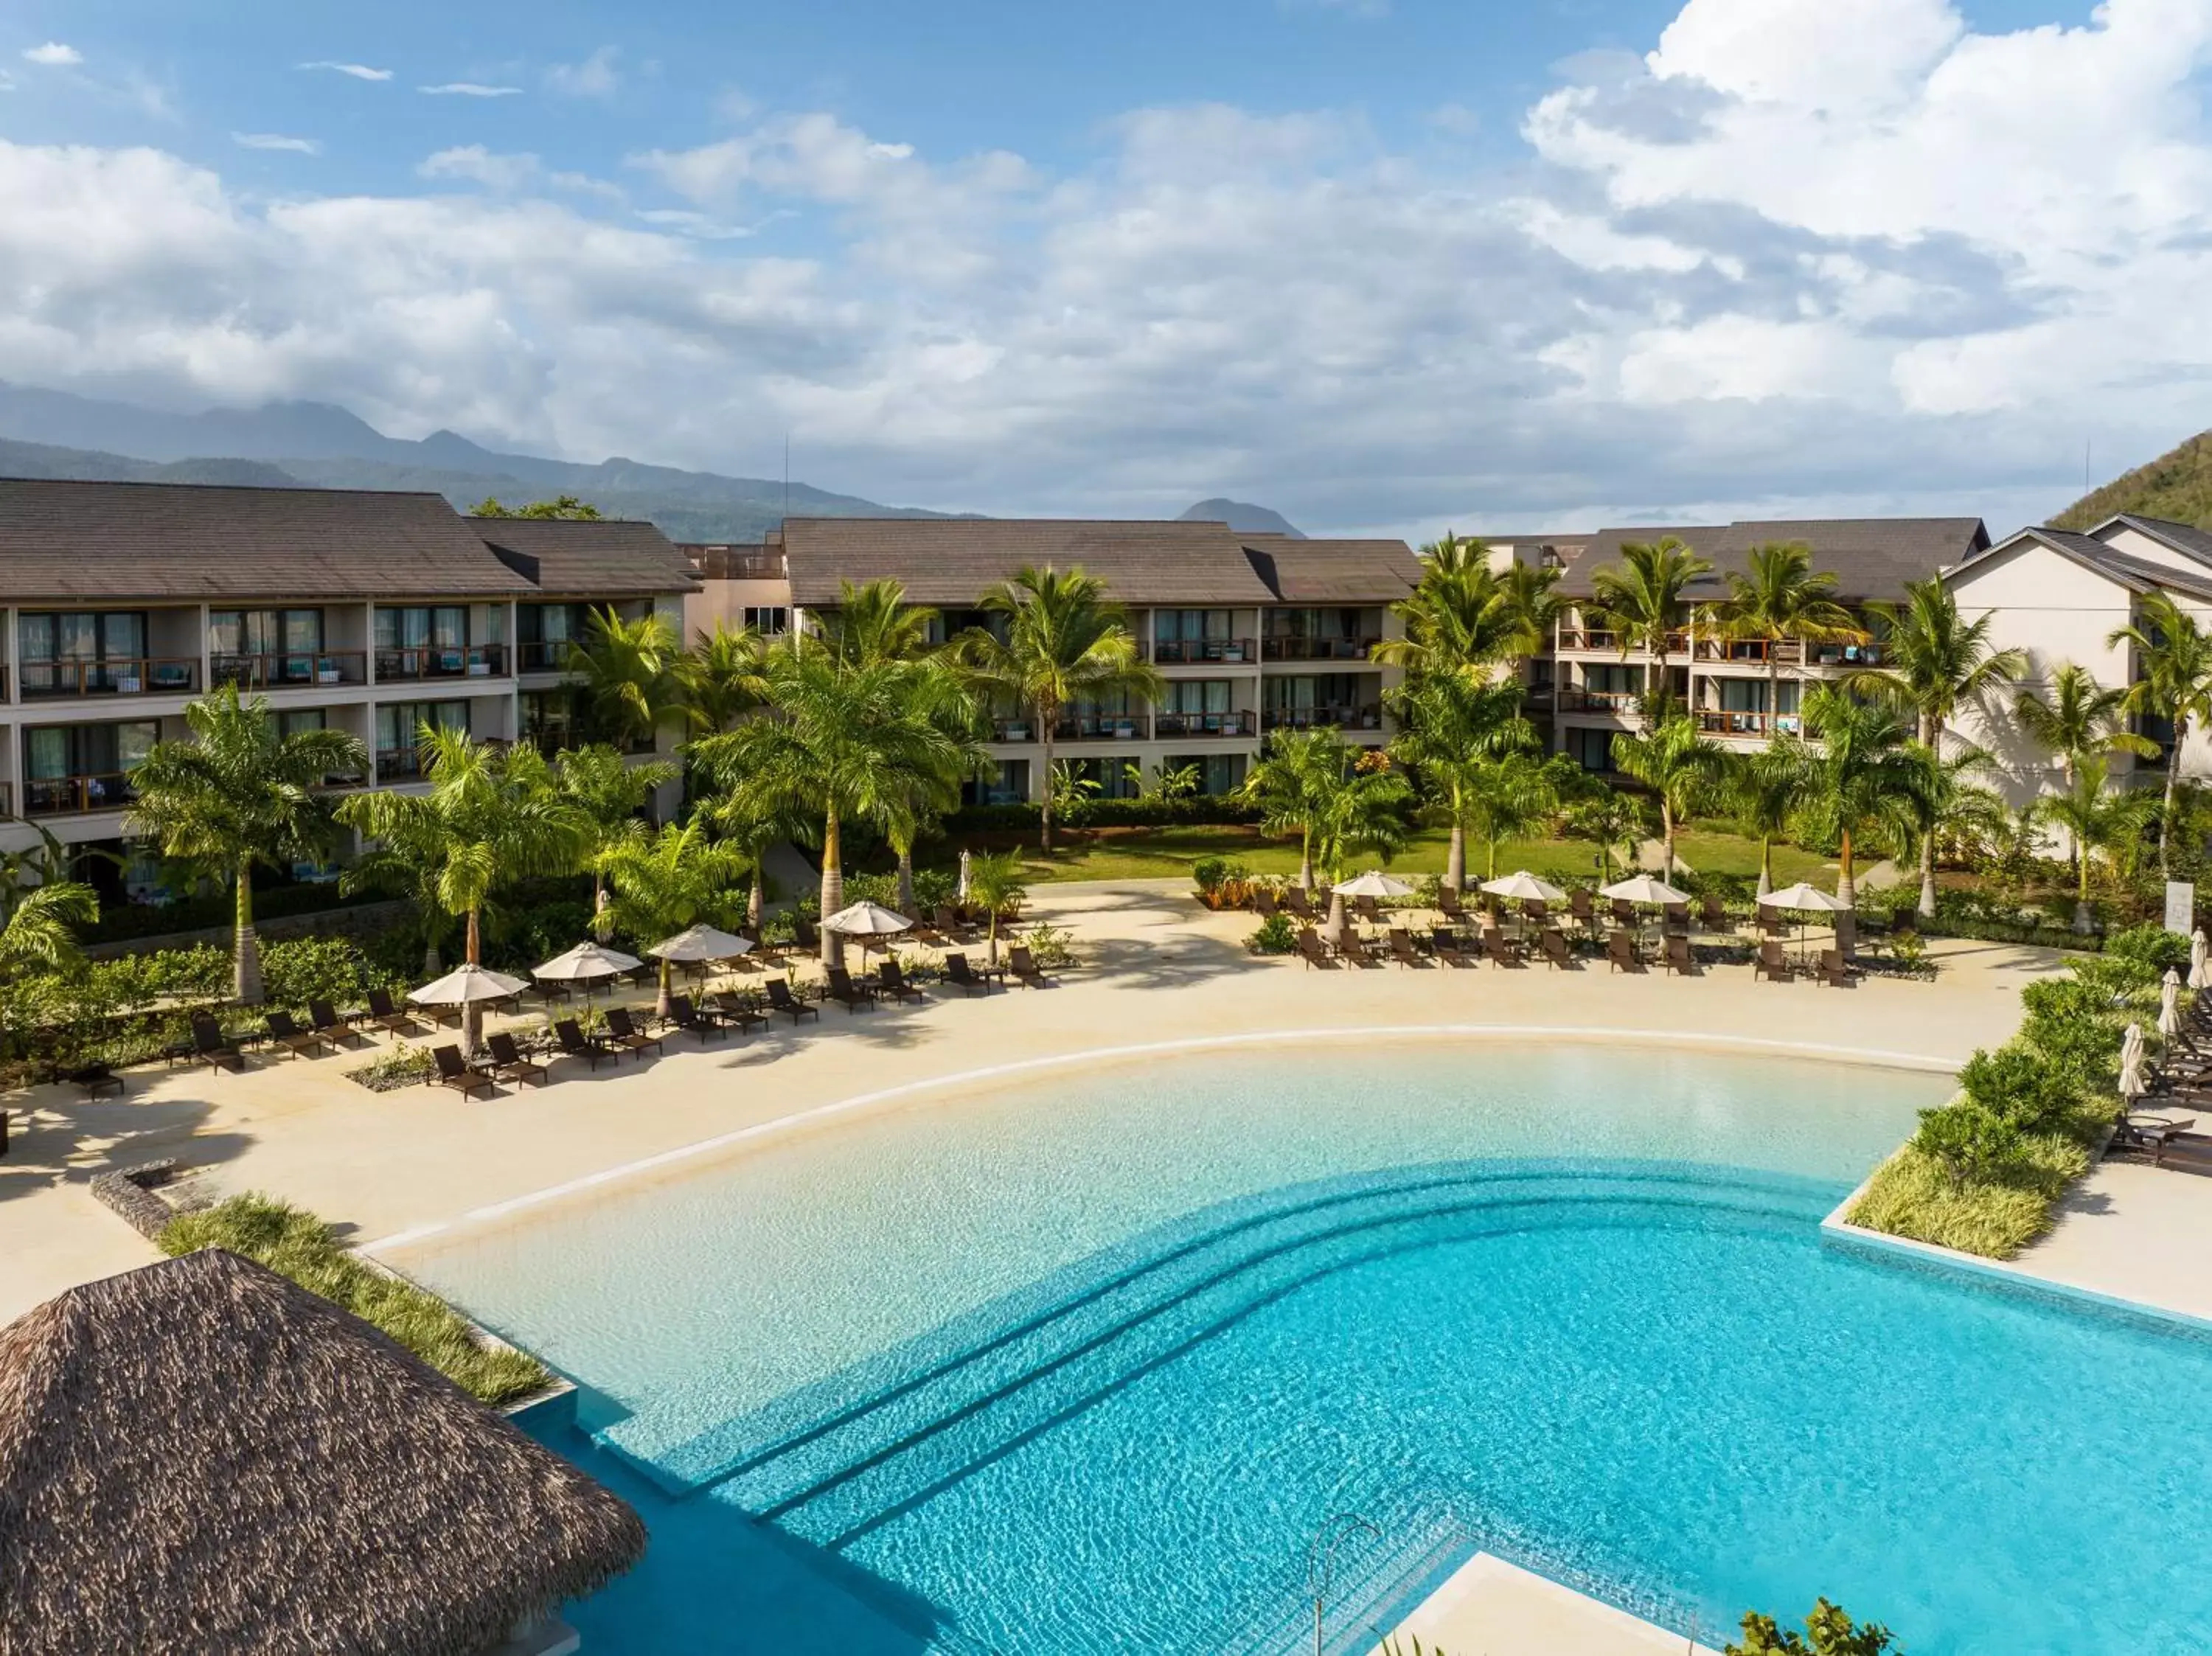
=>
[402,1041,2212,1654]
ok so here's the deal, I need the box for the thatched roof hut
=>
[0,1248,644,1655]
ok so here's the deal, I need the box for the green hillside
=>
[2052,430,2212,531]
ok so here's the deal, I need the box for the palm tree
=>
[2014,662,2156,788]
[961,566,1161,851]
[554,743,681,911]
[1710,541,1859,732]
[1388,673,1536,891]
[0,878,97,978]
[1585,536,1712,721]
[1608,715,1723,877]
[816,577,939,667]
[1562,778,1650,885]
[593,819,751,1016]
[125,685,367,1003]
[1908,746,2011,919]
[1377,536,1517,679]
[964,849,1029,966]
[692,644,972,964]
[337,728,588,1047]
[2107,591,2212,877]
[1307,751,1414,942]
[681,622,771,735]
[1848,577,2024,915]
[1496,560,1568,664]
[1240,728,1349,892]
[1724,741,1814,897]
[2036,757,2161,933]
[704,770,813,931]
[1797,686,1933,911]
[568,608,686,750]
[1461,753,1575,884]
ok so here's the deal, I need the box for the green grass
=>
[1844,1135,2091,1259]
[159,1194,552,1404]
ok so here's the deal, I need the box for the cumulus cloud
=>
[299,61,392,82]
[21,42,80,67]
[0,0,2203,536]
[546,46,620,99]
[420,81,521,97]
[232,133,321,155]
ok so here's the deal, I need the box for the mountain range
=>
[2053,430,2212,532]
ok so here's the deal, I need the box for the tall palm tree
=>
[568,608,686,750]
[2108,591,2212,877]
[1724,740,1814,897]
[593,818,751,1016]
[1585,536,1712,722]
[1240,728,1350,892]
[1306,751,1414,942]
[1608,714,1723,877]
[1387,672,1535,891]
[1848,577,2024,915]
[1908,746,2011,919]
[1461,753,1575,884]
[961,566,1162,851]
[337,728,588,1046]
[1797,686,1933,911]
[0,878,97,978]
[1379,535,1513,678]
[1710,541,1859,732]
[1562,779,1649,885]
[704,769,813,931]
[2036,757,2161,933]
[692,644,972,964]
[815,577,939,667]
[554,743,681,911]
[2013,662,2157,787]
[126,685,367,1003]
[1495,560,1568,664]
[680,622,771,735]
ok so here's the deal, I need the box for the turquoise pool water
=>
[403,1042,2212,1654]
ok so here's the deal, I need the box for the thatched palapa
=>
[0,1248,644,1655]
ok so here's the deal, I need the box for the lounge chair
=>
[1253,888,1279,918]
[1008,944,1054,987]
[1431,925,1470,967]
[1610,899,1638,930]
[1438,885,1466,920]
[1540,928,1576,970]
[1389,927,1429,968]
[1818,948,1857,988]
[69,1062,124,1100]
[1663,902,1691,935]
[765,978,822,1023]
[1664,935,1699,977]
[1605,931,1644,974]
[308,1000,366,1048]
[1283,887,1315,921]
[709,989,769,1032]
[825,967,879,1012]
[363,988,422,1036]
[667,993,729,1042]
[1700,893,1731,933]
[263,1009,332,1060]
[1295,927,1338,969]
[1568,888,1596,925]
[1483,927,1523,968]
[602,1006,664,1057]
[1523,899,1549,927]
[1354,895,1383,926]
[933,905,973,942]
[2115,1113,2205,1165]
[552,1018,613,1071]
[877,960,928,1003]
[431,1043,496,1100]
[484,1030,549,1087]
[532,978,574,1008]
[943,953,996,995]
[1756,940,1795,983]
[189,1012,246,1073]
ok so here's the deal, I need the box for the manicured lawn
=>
[943,823,1840,888]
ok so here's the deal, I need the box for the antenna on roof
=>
[2085,437,2092,495]
[783,431,790,526]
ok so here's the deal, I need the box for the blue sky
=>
[0,0,2195,537]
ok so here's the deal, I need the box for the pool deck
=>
[1369,1553,1720,1655]
[0,879,2091,1325]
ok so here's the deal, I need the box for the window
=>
[1717,678,1765,714]
[1567,728,1615,773]
[375,606,469,650]
[212,609,328,684]
[275,709,327,740]
[742,606,790,636]
[1163,754,1246,796]
[521,689,580,754]
[17,611,150,693]
[1166,679,1233,714]
[375,700,469,776]
[1065,757,1140,801]
[962,759,1030,807]
[21,720,159,812]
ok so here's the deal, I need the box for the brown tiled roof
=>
[1556,518,1988,604]
[470,516,699,596]
[0,479,534,602]
[1241,535,1423,602]
[1958,527,2212,605]
[2097,514,2212,568]
[782,517,1277,606]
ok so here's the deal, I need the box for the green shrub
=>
[1021,923,1079,970]
[260,936,398,1016]
[2106,922,2191,975]
[159,1194,550,1404]
[344,1041,437,1092]
[945,795,1259,834]
[1248,913,1297,954]
[1913,1101,2028,1185]
[911,866,958,911]
[1851,1135,2090,1257]
[1955,1046,2081,1135]
[1727,1598,1894,1656]
[1192,856,1231,895]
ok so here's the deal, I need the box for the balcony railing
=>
[1261,636,1377,663]
[20,657,198,698]
[1693,638,1803,667]
[1262,705,1383,732]
[1153,710,1258,739]
[375,644,508,682]
[1150,638,1255,665]
[1557,630,1688,655]
[1556,688,1639,713]
[1051,714,1152,742]
[375,748,428,782]
[518,640,591,673]
[23,772,136,816]
[211,650,369,690]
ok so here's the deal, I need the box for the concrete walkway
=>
[1372,1554,1720,1655]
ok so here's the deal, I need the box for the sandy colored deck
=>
[1369,1553,1719,1655]
[0,880,2060,1322]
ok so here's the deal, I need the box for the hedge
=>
[946,796,1260,833]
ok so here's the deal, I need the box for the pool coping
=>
[361,1024,1960,1257]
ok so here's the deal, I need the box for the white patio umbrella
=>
[1332,871,1417,899]
[409,964,527,1054]
[823,900,913,967]
[2192,928,2209,991]
[1759,883,1851,913]
[1480,869,1568,903]
[648,924,755,963]
[1599,874,1691,906]
[958,848,973,903]
[533,941,641,982]
[2119,1022,2148,1099]
[2161,968,2183,1040]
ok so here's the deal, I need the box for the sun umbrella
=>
[409,964,528,1006]
[1332,871,1417,899]
[1480,869,1568,902]
[648,924,754,963]
[533,941,642,981]
[958,849,973,903]
[822,900,914,937]
[1599,874,1691,905]
[1759,883,1851,912]
[2192,929,2209,991]
[2120,1022,2148,1099]
[2161,969,2183,1039]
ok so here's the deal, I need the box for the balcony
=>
[1556,688,1639,714]
[1557,630,1688,655]
[1150,638,1255,665]
[211,650,369,691]
[20,657,198,699]
[1696,710,1804,738]
[1153,710,1258,739]
[1262,636,1377,663]
[1693,638,1801,667]
[1262,705,1383,732]
[23,772,136,817]
[516,641,578,674]
[1051,714,1152,742]
[375,748,428,782]
[374,644,508,683]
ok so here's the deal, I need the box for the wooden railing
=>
[22,773,136,816]
[1693,638,1803,666]
[1151,638,1255,665]
[1697,710,1805,737]
[1262,705,1383,731]
[1154,710,1259,738]
[515,641,579,672]
[375,748,428,782]
[1556,688,1638,712]
[19,657,198,698]
[1557,630,1688,654]
[210,650,369,689]
[1261,636,1377,662]
[374,644,507,681]
[1051,714,1152,742]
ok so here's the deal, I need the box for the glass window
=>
[276,709,326,740]
[431,608,467,651]
[1719,678,1765,713]
[24,726,66,779]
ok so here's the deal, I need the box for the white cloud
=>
[420,145,539,191]
[22,42,80,67]
[546,46,620,99]
[232,133,321,155]
[299,60,392,82]
[420,82,521,98]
